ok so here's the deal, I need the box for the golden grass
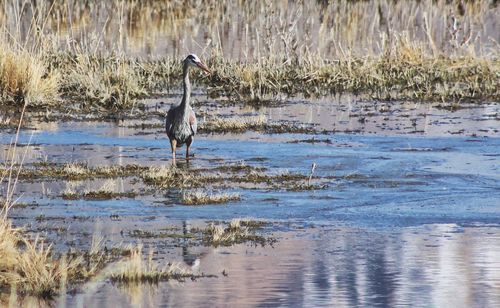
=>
[4,0,497,59]
[202,219,275,247]
[200,115,267,133]
[205,219,248,245]
[0,0,497,111]
[0,45,59,106]
[0,217,86,297]
[10,163,146,180]
[181,190,240,205]
[140,166,202,189]
[63,54,146,110]
[108,245,193,284]
[62,178,135,200]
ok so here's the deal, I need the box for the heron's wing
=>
[189,111,197,135]
[165,107,175,134]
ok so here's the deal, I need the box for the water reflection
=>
[63,224,499,307]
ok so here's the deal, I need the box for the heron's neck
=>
[180,62,191,113]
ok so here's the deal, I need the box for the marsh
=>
[1,1,499,307]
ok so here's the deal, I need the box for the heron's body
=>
[165,54,209,164]
[165,104,197,146]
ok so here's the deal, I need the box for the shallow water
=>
[1,100,500,307]
[64,225,500,308]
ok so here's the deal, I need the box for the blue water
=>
[3,120,500,307]
[5,123,499,228]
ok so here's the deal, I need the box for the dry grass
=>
[12,163,146,180]
[108,245,193,284]
[62,54,147,110]
[199,114,316,134]
[61,179,136,200]
[0,216,87,297]
[205,48,500,101]
[202,219,274,247]
[0,45,59,106]
[140,166,201,188]
[4,0,497,59]
[181,190,240,205]
[200,115,266,133]
[0,0,497,111]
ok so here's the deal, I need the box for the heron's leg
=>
[186,137,193,161]
[170,139,177,165]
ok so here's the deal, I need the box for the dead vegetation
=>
[200,115,267,133]
[0,45,59,106]
[0,1,498,112]
[140,164,322,191]
[0,209,114,298]
[128,219,275,247]
[11,163,147,180]
[60,54,147,110]
[181,190,240,205]
[199,115,317,134]
[201,219,276,247]
[108,245,196,284]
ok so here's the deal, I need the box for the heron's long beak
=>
[196,61,211,74]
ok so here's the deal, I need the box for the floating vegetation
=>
[61,179,138,200]
[200,115,266,133]
[140,164,319,191]
[181,190,241,205]
[129,229,197,239]
[62,191,136,201]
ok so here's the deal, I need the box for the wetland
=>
[1,0,499,307]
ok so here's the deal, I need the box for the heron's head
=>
[184,54,210,73]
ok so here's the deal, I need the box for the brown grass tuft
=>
[108,245,193,284]
[0,218,84,298]
[181,190,240,205]
[0,46,59,106]
[63,54,146,110]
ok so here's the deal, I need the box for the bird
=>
[165,54,210,165]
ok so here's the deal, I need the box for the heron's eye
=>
[187,55,195,61]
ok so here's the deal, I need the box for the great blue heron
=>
[166,54,210,164]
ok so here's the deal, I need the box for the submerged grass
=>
[199,115,317,134]
[127,219,275,247]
